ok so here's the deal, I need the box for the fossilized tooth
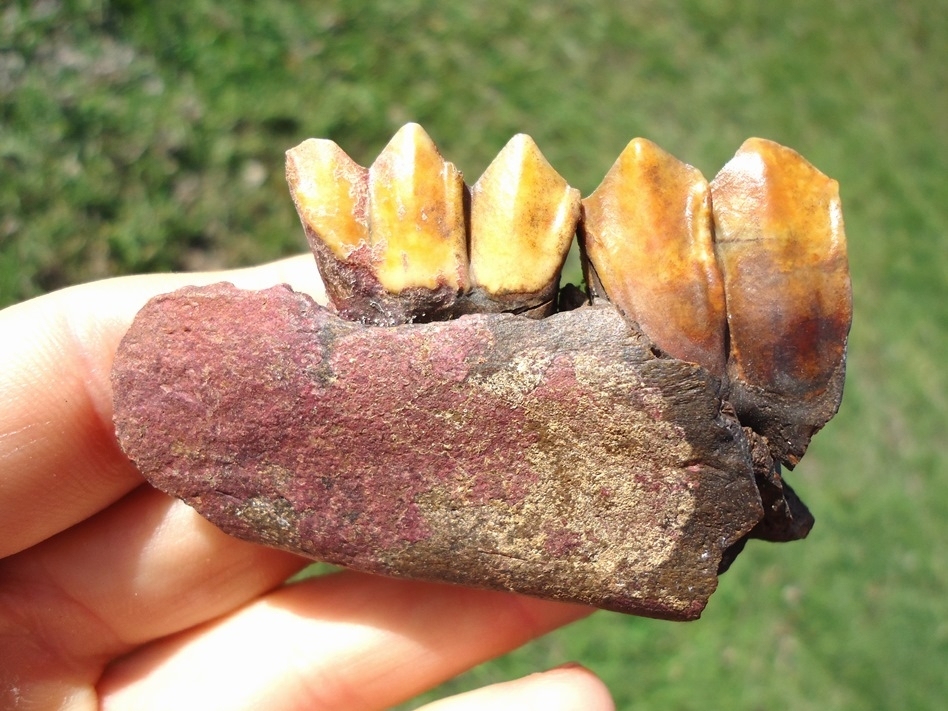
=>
[368,123,468,295]
[711,138,852,466]
[112,282,765,621]
[286,123,468,325]
[468,134,581,317]
[285,138,374,314]
[580,138,727,377]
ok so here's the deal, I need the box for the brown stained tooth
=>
[580,138,728,378]
[711,138,853,466]
[286,124,468,325]
[285,138,373,313]
[468,134,581,317]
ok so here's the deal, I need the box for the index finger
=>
[0,255,324,558]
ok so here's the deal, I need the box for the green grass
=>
[4,1,947,708]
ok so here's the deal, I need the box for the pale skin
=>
[0,255,615,710]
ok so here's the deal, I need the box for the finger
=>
[98,571,595,711]
[0,255,323,558]
[0,487,308,708]
[417,664,615,711]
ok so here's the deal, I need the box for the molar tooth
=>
[285,137,370,263]
[469,134,581,316]
[287,124,469,325]
[368,123,468,294]
[580,138,727,377]
[286,138,379,317]
[711,138,852,465]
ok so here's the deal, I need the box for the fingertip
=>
[419,662,615,711]
[542,663,616,711]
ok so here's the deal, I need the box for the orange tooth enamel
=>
[285,138,369,260]
[368,123,468,293]
[469,134,580,299]
[711,138,852,398]
[581,138,727,376]
[711,138,852,464]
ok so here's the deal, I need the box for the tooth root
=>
[469,134,581,316]
[711,138,852,465]
[368,123,468,294]
[580,138,727,377]
[285,138,370,261]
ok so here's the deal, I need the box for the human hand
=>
[0,256,614,710]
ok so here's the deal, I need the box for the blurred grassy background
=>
[3,1,946,708]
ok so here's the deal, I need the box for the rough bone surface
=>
[112,283,765,620]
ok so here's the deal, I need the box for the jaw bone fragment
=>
[113,124,852,620]
[112,284,763,621]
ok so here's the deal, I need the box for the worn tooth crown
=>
[711,137,852,464]
[581,137,727,377]
[286,124,469,324]
[287,124,582,323]
[285,138,369,260]
[469,134,581,300]
[368,123,468,293]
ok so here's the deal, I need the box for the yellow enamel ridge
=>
[368,123,468,293]
[582,137,727,375]
[469,134,581,296]
[285,138,369,261]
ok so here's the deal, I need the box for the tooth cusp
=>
[469,134,581,316]
[580,137,727,377]
[285,138,374,313]
[368,123,468,294]
[285,138,370,260]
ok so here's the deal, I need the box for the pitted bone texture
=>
[112,283,765,620]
